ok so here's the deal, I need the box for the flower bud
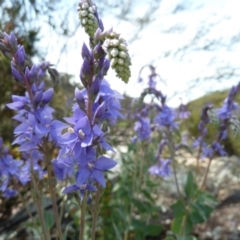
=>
[110,48,119,57]
[119,51,127,58]
[81,3,89,9]
[82,43,91,60]
[118,59,124,65]
[110,39,119,46]
[94,28,102,41]
[33,90,43,106]
[16,46,26,67]
[9,33,18,51]
[41,88,54,106]
[75,87,86,111]
[11,66,24,84]
[80,10,88,17]
[100,31,131,83]
[78,1,98,38]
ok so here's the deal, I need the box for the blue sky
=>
[36,0,240,106]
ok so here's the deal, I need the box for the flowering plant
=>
[1,1,240,240]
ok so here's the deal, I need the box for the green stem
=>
[79,193,87,240]
[138,142,145,192]
[167,132,182,199]
[60,180,68,222]
[124,145,139,240]
[19,192,42,239]
[91,184,101,240]
[31,172,50,240]
[200,158,213,190]
[44,140,63,240]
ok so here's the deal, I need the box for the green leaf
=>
[171,215,193,235]
[115,208,127,224]
[145,224,163,236]
[198,191,218,206]
[171,200,186,218]
[131,198,148,213]
[164,237,176,240]
[43,210,55,230]
[113,222,123,240]
[191,202,208,222]
[141,189,154,203]
[112,183,120,192]
[134,231,145,240]
[189,209,205,224]
[178,236,198,240]
[171,201,193,235]
[145,179,159,188]
[131,219,146,230]
[184,171,198,198]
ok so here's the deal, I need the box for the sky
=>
[36,0,240,106]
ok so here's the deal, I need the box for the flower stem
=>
[91,183,101,240]
[138,142,145,192]
[200,158,212,190]
[43,140,63,240]
[167,132,182,199]
[79,193,87,240]
[19,192,43,239]
[31,172,50,240]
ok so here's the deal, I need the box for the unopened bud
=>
[110,48,119,57]
[81,10,88,17]
[119,51,127,58]
[118,59,124,65]
[110,39,119,46]
[81,3,89,9]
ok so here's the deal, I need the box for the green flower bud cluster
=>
[102,31,131,83]
[78,1,98,38]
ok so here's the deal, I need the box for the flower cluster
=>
[193,83,240,160]
[0,137,29,198]
[217,83,240,139]
[132,67,192,178]
[138,65,165,89]
[148,139,172,177]
[0,0,129,200]
[0,32,67,195]
[101,31,131,83]
[78,0,100,38]
[133,117,152,141]
[52,0,128,197]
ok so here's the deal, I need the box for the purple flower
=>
[21,150,46,180]
[134,117,151,141]
[62,183,97,200]
[176,103,190,119]
[61,116,94,158]
[52,149,74,181]
[154,105,178,129]
[0,137,30,197]
[76,148,117,187]
[148,159,171,177]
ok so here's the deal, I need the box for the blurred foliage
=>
[185,89,240,156]
[168,172,217,240]
[98,139,165,240]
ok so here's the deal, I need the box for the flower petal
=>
[92,170,106,187]
[95,156,117,170]
[62,184,79,194]
[77,168,91,186]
